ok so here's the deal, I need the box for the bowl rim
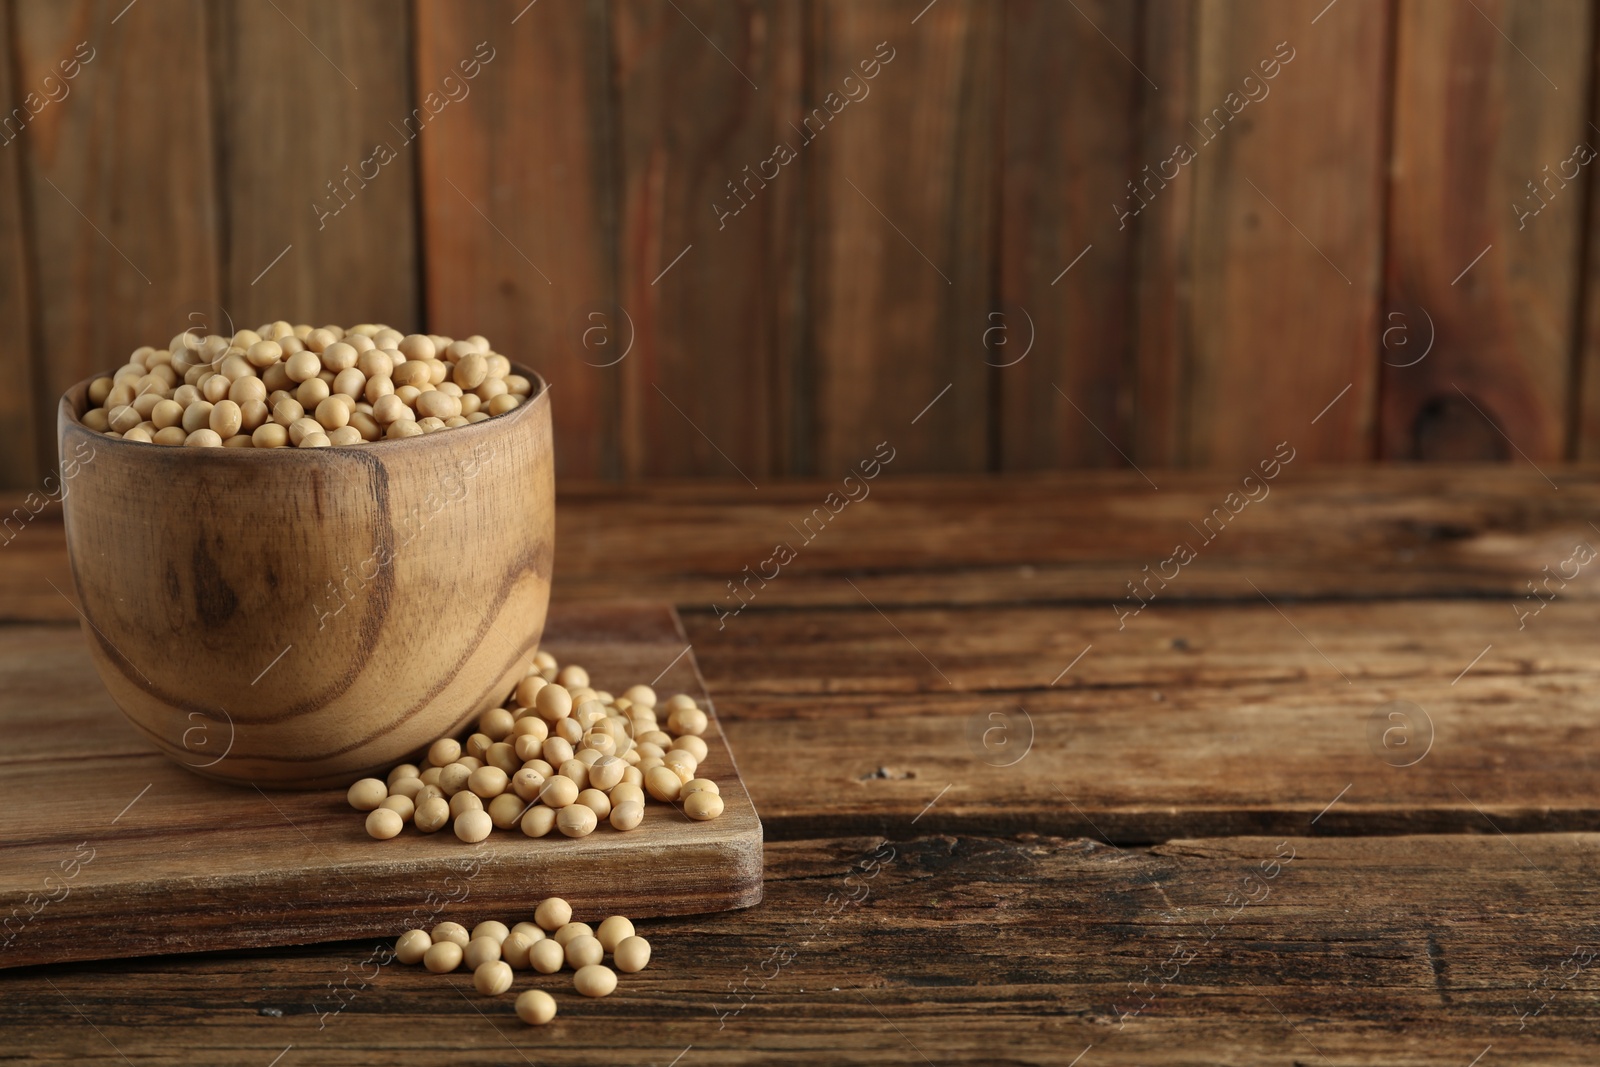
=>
[57,362,550,457]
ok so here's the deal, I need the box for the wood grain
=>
[0,602,761,969]
[11,0,221,408]
[997,0,1139,470]
[414,0,619,479]
[5,833,1600,1064]
[55,371,554,787]
[1131,0,1195,468]
[1167,0,1388,464]
[0,0,40,489]
[1384,0,1591,461]
[4,3,1600,476]
[691,598,1600,839]
[11,465,1600,621]
[810,0,998,474]
[612,0,802,480]
[210,0,418,330]
[20,590,1600,844]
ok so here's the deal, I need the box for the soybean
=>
[515,988,557,1025]
[473,960,513,995]
[395,929,431,965]
[423,941,463,973]
[596,915,635,953]
[347,778,388,811]
[529,938,566,974]
[535,897,572,931]
[573,963,617,998]
[613,935,652,973]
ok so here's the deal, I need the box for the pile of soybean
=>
[396,897,651,1024]
[82,321,533,447]
[349,652,724,842]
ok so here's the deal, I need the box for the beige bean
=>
[487,742,520,776]
[365,808,404,839]
[432,921,470,947]
[622,684,657,708]
[535,897,572,931]
[671,735,710,762]
[479,706,516,739]
[321,341,358,372]
[379,794,414,822]
[645,765,684,803]
[252,422,288,448]
[596,916,635,953]
[529,939,565,975]
[557,803,597,838]
[609,801,644,831]
[573,963,617,998]
[613,935,651,973]
[415,796,450,833]
[609,782,646,807]
[209,399,243,438]
[487,792,527,829]
[553,922,592,947]
[540,775,579,809]
[296,377,331,408]
[285,350,321,382]
[565,933,603,969]
[535,683,574,724]
[454,809,493,843]
[473,960,513,995]
[464,937,502,971]
[395,929,431,965]
[150,398,183,429]
[515,988,557,1025]
[468,765,509,799]
[588,756,626,791]
[683,790,725,821]
[501,931,537,969]
[423,941,463,973]
[511,767,547,801]
[519,804,556,838]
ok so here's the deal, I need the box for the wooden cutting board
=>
[0,602,762,968]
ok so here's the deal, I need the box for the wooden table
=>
[5,467,1600,1064]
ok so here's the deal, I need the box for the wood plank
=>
[11,466,1600,620]
[0,0,40,489]
[11,0,220,403]
[415,0,618,479]
[211,0,417,330]
[688,597,1600,696]
[14,593,1600,842]
[997,0,1139,470]
[1579,8,1600,460]
[1385,0,1591,461]
[686,597,1600,839]
[1157,0,1388,464]
[612,0,802,479]
[0,603,761,968]
[5,833,1600,1063]
[1132,0,1196,467]
[810,0,999,474]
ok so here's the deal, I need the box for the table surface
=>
[5,466,1600,1065]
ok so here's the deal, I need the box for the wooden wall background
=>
[0,0,1596,487]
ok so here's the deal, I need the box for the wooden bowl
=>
[55,369,554,788]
